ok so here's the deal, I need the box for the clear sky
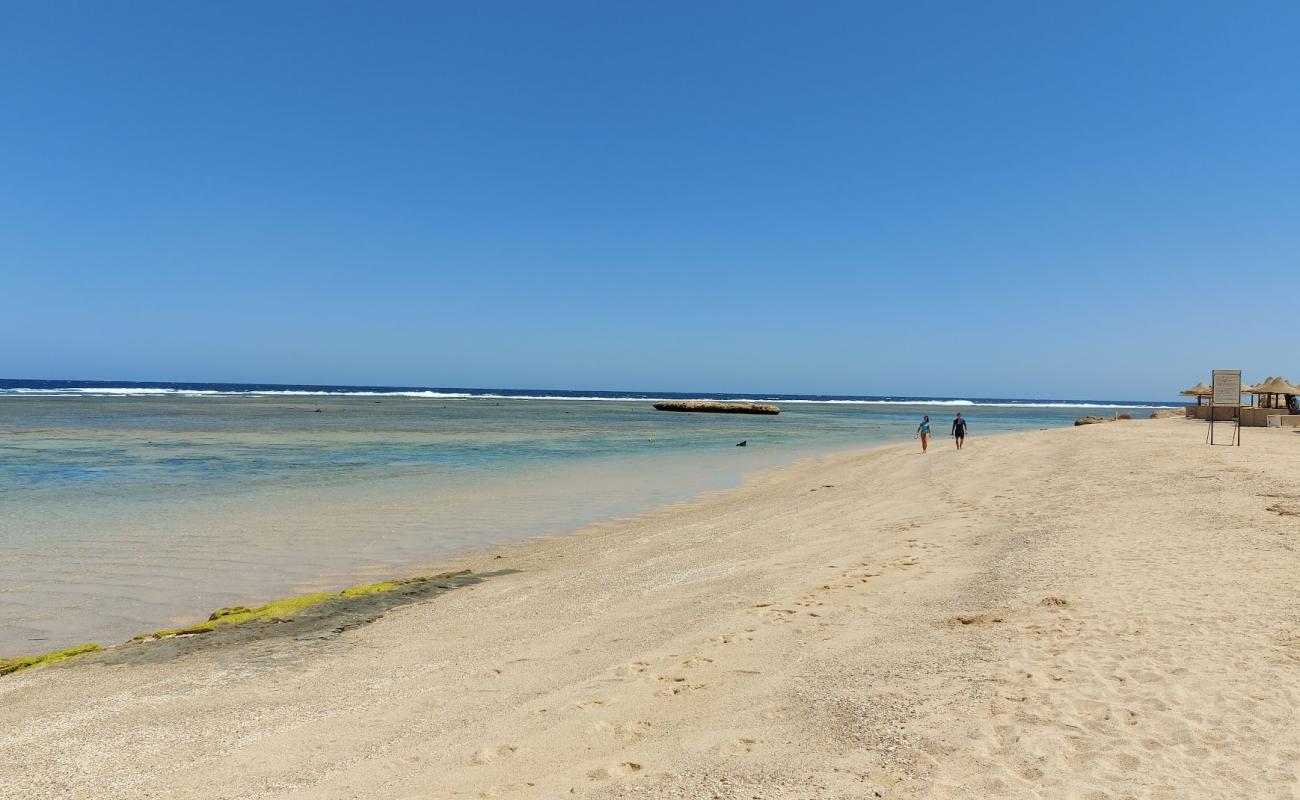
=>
[3,2,1296,399]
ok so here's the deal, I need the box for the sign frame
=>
[1208,369,1242,446]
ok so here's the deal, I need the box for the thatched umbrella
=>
[1257,376,1300,409]
[1180,382,1213,406]
[1237,379,1268,411]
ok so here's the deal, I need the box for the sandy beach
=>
[2,417,1297,799]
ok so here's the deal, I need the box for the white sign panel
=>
[1212,369,1241,407]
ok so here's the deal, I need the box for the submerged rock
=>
[653,401,780,415]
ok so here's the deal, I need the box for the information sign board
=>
[1212,370,1241,407]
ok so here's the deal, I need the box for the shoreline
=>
[2,393,1177,657]
[0,434,882,662]
[0,435,896,669]
[3,418,1297,798]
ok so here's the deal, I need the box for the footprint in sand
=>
[609,660,651,679]
[716,737,757,755]
[750,607,797,624]
[470,744,517,765]
[950,614,1005,626]
[680,656,713,668]
[572,700,606,711]
[480,782,536,797]
[488,657,532,676]
[710,632,754,646]
[587,762,643,780]
[591,720,652,741]
[656,679,707,697]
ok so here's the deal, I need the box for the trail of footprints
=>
[485,633,773,784]
[467,543,940,789]
[801,539,942,601]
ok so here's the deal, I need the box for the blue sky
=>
[2,2,1296,399]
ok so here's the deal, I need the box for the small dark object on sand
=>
[736,440,747,447]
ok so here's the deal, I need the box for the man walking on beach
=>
[952,412,968,450]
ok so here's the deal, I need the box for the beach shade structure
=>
[1256,376,1300,409]
[1253,377,1281,408]
[1251,377,1283,406]
[1253,377,1276,408]
[1241,378,1279,407]
[1180,382,1213,406]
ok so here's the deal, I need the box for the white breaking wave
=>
[0,386,1179,408]
[2,387,225,395]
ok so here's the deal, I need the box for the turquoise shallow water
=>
[0,394,1171,656]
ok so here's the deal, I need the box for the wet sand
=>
[1,419,1297,798]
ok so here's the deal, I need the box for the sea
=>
[0,379,1179,657]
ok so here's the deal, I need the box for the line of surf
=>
[0,387,1180,408]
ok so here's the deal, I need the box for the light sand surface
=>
[2,419,1298,799]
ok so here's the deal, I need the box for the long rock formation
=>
[653,401,780,415]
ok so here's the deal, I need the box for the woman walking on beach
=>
[916,415,930,452]
[952,412,968,450]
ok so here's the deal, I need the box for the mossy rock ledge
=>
[0,643,103,677]
[129,571,477,643]
[0,570,498,678]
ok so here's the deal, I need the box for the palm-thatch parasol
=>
[1256,376,1300,409]
[1180,382,1213,406]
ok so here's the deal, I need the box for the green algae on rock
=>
[339,571,469,597]
[2,569,505,677]
[130,570,475,643]
[0,643,102,676]
[131,592,337,641]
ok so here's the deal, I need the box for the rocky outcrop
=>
[1074,415,1109,426]
[653,401,780,415]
